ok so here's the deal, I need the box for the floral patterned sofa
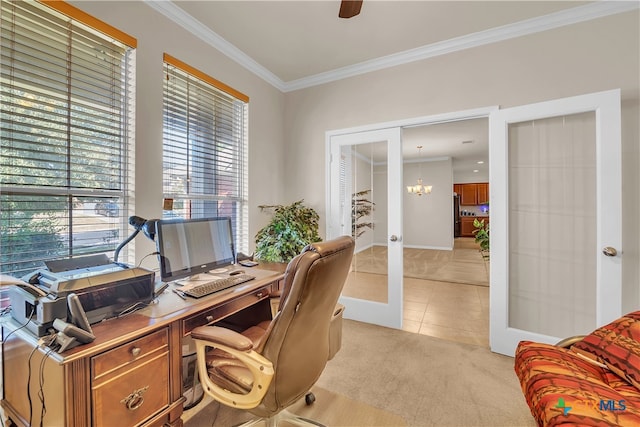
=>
[515,311,640,426]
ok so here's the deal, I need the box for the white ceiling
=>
[170,1,588,83]
[143,0,640,92]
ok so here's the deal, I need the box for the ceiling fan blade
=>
[339,0,363,19]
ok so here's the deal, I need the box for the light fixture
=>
[113,216,158,263]
[406,145,433,196]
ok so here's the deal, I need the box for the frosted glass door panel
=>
[508,112,596,338]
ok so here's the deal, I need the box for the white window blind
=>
[162,55,249,254]
[0,0,136,275]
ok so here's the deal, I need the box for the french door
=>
[490,89,622,356]
[327,128,403,329]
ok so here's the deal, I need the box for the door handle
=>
[389,235,400,242]
[602,247,618,257]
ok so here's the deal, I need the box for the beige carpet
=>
[184,320,534,427]
[353,239,489,287]
[184,386,406,426]
[316,320,535,427]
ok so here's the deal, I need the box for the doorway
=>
[328,90,623,355]
[326,107,497,339]
[346,117,492,347]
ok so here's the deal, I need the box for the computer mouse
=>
[229,270,244,276]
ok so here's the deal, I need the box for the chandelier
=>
[407,145,432,196]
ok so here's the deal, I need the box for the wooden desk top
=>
[2,267,284,363]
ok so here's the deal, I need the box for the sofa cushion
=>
[572,311,640,390]
[515,340,640,426]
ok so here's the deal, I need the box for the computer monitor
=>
[155,217,236,282]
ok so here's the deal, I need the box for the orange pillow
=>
[572,312,640,390]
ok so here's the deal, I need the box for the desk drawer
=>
[91,328,170,427]
[183,286,271,335]
[92,329,169,380]
[92,352,169,427]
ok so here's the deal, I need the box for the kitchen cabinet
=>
[460,216,489,237]
[460,184,478,205]
[460,217,477,237]
[455,183,489,206]
[477,183,489,204]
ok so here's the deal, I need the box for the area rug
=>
[352,242,489,287]
[183,385,407,426]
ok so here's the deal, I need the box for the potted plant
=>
[352,189,375,238]
[254,200,322,263]
[472,218,490,260]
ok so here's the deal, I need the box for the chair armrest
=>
[555,335,587,348]
[191,325,253,351]
[192,327,274,409]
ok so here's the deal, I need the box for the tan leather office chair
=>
[191,236,355,426]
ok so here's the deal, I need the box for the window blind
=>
[162,55,249,254]
[0,0,136,275]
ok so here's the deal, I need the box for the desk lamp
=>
[113,216,158,264]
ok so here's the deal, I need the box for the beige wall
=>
[362,159,454,251]
[67,3,639,307]
[403,159,454,249]
[283,12,640,309]
[71,1,287,267]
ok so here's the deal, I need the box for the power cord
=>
[37,344,56,426]
[3,306,35,343]
[24,332,58,427]
[26,345,39,427]
[116,301,151,318]
[138,251,160,268]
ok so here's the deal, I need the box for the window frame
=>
[0,0,136,275]
[161,53,249,255]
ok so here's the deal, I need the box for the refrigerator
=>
[453,195,461,237]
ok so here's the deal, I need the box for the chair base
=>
[234,409,325,427]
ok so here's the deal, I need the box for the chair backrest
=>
[252,235,354,416]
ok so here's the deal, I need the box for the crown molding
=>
[146,1,638,94]
[144,0,287,92]
[283,1,639,92]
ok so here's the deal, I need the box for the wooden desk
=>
[1,267,283,427]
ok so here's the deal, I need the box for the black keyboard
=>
[182,274,255,298]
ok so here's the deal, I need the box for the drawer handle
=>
[256,292,264,298]
[120,386,149,411]
[131,347,142,358]
[206,315,214,323]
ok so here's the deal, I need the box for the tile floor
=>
[402,276,489,347]
[343,267,490,347]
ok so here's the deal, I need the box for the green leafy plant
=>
[472,218,490,259]
[352,189,375,238]
[254,200,322,263]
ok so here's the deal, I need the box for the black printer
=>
[9,254,155,336]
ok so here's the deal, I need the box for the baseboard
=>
[356,243,454,252]
[403,244,453,251]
